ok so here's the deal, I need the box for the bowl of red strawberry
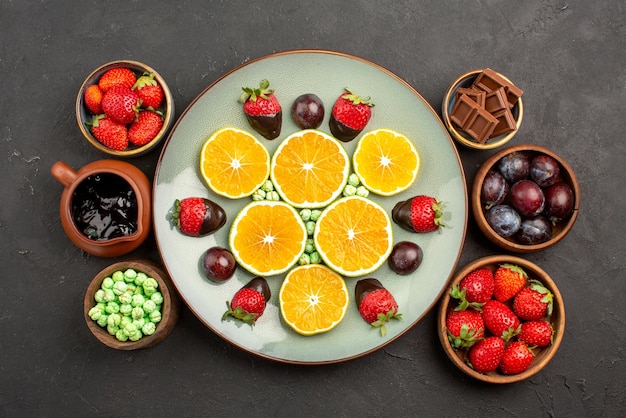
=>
[76,60,175,157]
[437,255,565,384]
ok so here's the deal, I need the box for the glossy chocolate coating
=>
[243,277,271,301]
[355,278,384,306]
[246,111,282,140]
[199,198,227,236]
[329,115,361,142]
[391,198,416,232]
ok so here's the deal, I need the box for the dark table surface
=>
[2,1,625,416]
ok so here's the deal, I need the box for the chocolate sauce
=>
[355,278,384,306]
[391,199,416,232]
[71,173,138,241]
[329,116,361,142]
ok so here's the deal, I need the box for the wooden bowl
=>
[442,69,523,150]
[472,144,580,252]
[84,260,180,350]
[76,60,175,157]
[437,255,565,384]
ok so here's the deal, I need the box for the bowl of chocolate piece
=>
[442,69,523,150]
[471,144,580,252]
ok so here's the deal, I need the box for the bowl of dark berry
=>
[84,260,180,350]
[76,60,175,157]
[472,144,580,252]
[442,69,523,150]
[50,159,152,257]
[437,255,565,384]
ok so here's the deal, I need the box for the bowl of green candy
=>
[84,259,180,350]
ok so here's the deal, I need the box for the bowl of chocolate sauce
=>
[51,160,151,257]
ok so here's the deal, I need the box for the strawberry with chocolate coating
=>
[329,88,374,142]
[222,278,271,325]
[355,278,402,336]
[240,79,282,140]
[392,195,445,233]
[169,197,227,237]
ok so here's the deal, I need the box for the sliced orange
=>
[352,128,420,196]
[200,127,270,199]
[229,201,307,276]
[314,195,393,277]
[270,129,349,208]
[279,264,349,336]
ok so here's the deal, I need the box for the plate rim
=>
[152,48,468,365]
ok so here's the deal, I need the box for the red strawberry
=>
[328,88,374,142]
[481,299,520,340]
[240,79,282,140]
[518,320,553,347]
[355,279,402,336]
[468,336,505,373]
[500,341,534,375]
[90,115,128,151]
[84,84,104,114]
[133,72,164,109]
[222,278,271,325]
[513,280,554,321]
[391,195,445,233]
[101,86,140,125]
[169,197,227,237]
[451,267,495,309]
[445,308,484,349]
[493,263,528,302]
[98,67,137,92]
[128,110,164,146]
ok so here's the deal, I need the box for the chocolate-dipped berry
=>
[328,88,373,142]
[240,79,282,140]
[355,278,401,336]
[169,197,227,237]
[392,195,445,233]
[222,277,271,325]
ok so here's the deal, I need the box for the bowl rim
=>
[442,69,523,150]
[437,254,565,384]
[471,143,581,253]
[83,259,180,350]
[75,59,175,158]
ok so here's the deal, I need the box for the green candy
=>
[112,271,124,282]
[142,322,157,336]
[123,268,137,283]
[101,277,115,289]
[150,292,163,306]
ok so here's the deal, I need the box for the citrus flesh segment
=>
[229,201,307,276]
[314,195,393,277]
[270,129,350,208]
[200,127,270,199]
[279,264,349,336]
[353,128,420,196]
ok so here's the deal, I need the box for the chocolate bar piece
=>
[490,108,517,137]
[464,106,498,144]
[485,87,508,114]
[455,87,486,108]
[450,94,478,128]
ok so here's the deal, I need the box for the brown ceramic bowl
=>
[442,69,523,150]
[76,60,175,157]
[84,260,180,350]
[472,144,580,253]
[437,255,565,384]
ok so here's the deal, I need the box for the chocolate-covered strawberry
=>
[222,277,271,325]
[240,79,282,140]
[329,88,374,142]
[392,195,445,233]
[355,278,402,336]
[169,197,226,237]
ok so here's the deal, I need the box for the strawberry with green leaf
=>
[445,308,484,349]
[222,278,271,326]
[392,195,446,233]
[512,280,553,321]
[90,114,128,151]
[329,88,374,142]
[128,110,163,146]
[133,72,164,109]
[493,263,528,302]
[101,86,141,125]
[240,79,282,140]
[355,278,402,337]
